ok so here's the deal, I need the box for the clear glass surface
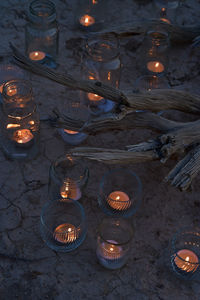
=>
[1,80,39,160]
[25,0,59,68]
[96,217,133,269]
[98,168,142,217]
[169,227,200,280]
[48,154,89,202]
[82,34,121,115]
[40,199,87,252]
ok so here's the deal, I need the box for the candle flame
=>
[155,62,159,68]
[186,256,190,262]
[110,247,114,251]
[116,196,120,200]
[108,72,111,81]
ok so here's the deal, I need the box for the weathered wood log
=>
[99,19,200,43]
[11,45,200,115]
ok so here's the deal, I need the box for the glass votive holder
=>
[40,199,87,252]
[25,0,59,68]
[76,0,108,32]
[153,0,180,24]
[48,154,89,202]
[1,80,40,160]
[169,227,200,280]
[82,33,121,115]
[96,217,134,269]
[139,29,170,76]
[98,168,142,217]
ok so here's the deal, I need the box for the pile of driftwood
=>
[11,19,200,191]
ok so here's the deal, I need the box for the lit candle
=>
[107,191,131,211]
[100,240,123,260]
[13,129,34,146]
[174,249,199,273]
[60,179,82,201]
[29,51,46,61]
[54,223,77,243]
[64,129,79,135]
[88,93,103,102]
[147,61,164,73]
[79,14,95,27]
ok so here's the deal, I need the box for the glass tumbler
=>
[96,217,134,269]
[76,0,108,32]
[1,80,39,160]
[48,154,89,202]
[25,0,59,68]
[40,199,87,252]
[139,29,170,77]
[82,33,121,115]
[169,227,200,280]
[154,0,180,24]
[98,168,142,217]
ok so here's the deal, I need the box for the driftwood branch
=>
[100,19,200,43]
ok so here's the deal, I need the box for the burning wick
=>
[147,61,164,73]
[29,51,46,61]
[79,15,95,27]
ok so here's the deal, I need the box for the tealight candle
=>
[64,129,79,135]
[29,51,46,61]
[79,14,95,27]
[60,179,82,201]
[100,240,123,260]
[107,191,131,211]
[54,223,77,243]
[88,93,103,102]
[147,61,165,73]
[174,249,199,273]
[13,129,34,146]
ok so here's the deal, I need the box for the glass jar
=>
[1,80,39,160]
[153,0,180,24]
[25,0,59,68]
[82,33,121,115]
[98,168,142,217]
[96,218,134,269]
[40,199,87,252]
[139,29,170,76]
[169,227,200,280]
[76,0,107,32]
[48,154,89,202]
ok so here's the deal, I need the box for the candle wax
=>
[174,249,199,273]
[13,129,34,144]
[29,51,46,61]
[107,191,131,211]
[79,15,95,27]
[60,179,82,201]
[147,61,164,73]
[54,223,77,243]
[88,93,103,101]
[64,129,79,135]
[100,239,123,260]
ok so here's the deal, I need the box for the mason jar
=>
[1,80,40,160]
[25,0,59,68]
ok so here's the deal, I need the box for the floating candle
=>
[79,14,95,27]
[60,179,82,201]
[88,93,103,101]
[13,129,34,145]
[107,191,131,211]
[174,249,199,273]
[54,223,77,243]
[64,129,79,135]
[147,61,164,73]
[29,51,46,61]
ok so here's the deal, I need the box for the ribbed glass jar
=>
[48,154,89,202]
[96,218,133,269]
[25,0,59,68]
[82,33,121,115]
[1,80,39,160]
[40,199,87,252]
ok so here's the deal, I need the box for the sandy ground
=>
[0,0,200,299]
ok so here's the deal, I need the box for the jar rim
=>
[29,0,56,22]
[2,79,32,99]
